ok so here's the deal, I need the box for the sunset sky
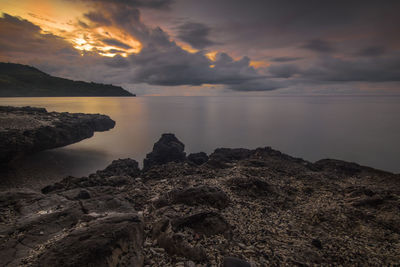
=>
[1,0,399,95]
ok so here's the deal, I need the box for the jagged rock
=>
[0,183,142,266]
[37,213,143,267]
[1,132,400,266]
[223,256,251,267]
[95,158,140,178]
[187,152,209,165]
[154,185,230,209]
[143,133,186,170]
[171,212,231,237]
[226,177,271,197]
[0,106,115,163]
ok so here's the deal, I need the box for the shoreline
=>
[1,133,399,266]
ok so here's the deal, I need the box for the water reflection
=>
[0,96,399,189]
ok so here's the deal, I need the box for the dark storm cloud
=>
[301,55,400,82]
[301,39,334,53]
[270,57,302,62]
[128,44,261,86]
[176,22,216,49]
[0,13,76,55]
[170,0,400,59]
[4,0,400,93]
[102,38,132,49]
[268,64,300,78]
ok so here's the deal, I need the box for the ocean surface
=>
[1,96,399,188]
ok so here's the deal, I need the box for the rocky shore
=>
[0,133,399,266]
[0,106,115,163]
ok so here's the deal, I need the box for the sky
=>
[0,0,399,95]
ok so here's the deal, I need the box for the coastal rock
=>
[1,133,400,266]
[154,185,230,209]
[0,106,115,163]
[207,148,252,168]
[0,180,143,266]
[143,133,186,170]
[37,213,143,267]
[95,158,140,178]
[41,175,132,194]
[314,159,363,176]
[187,152,209,165]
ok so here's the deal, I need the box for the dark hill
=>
[0,62,134,97]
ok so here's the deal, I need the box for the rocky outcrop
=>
[0,106,115,163]
[188,152,209,165]
[0,180,144,266]
[143,133,186,170]
[1,133,399,266]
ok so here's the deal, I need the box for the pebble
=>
[238,243,247,249]
[153,247,165,253]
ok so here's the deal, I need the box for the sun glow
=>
[0,0,142,58]
[250,60,270,68]
[205,51,218,61]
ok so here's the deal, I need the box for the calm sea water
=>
[1,96,399,188]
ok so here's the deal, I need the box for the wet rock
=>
[143,133,186,171]
[154,185,230,209]
[188,152,209,165]
[37,213,143,267]
[0,182,141,266]
[0,106,115,163]
[226,177,271,197]
[223,256,251,267]
[96,158,140,178]
[171,211,231,237]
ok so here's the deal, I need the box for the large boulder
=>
[37,213,143,267]
[188,152,209,165]
[0,186,143,266]
[143,133,186,170]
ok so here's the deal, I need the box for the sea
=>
[1,96,399,189]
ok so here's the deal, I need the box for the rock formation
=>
[0,133,399,266]
[143,133,186,170]
[0,106,115,163]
